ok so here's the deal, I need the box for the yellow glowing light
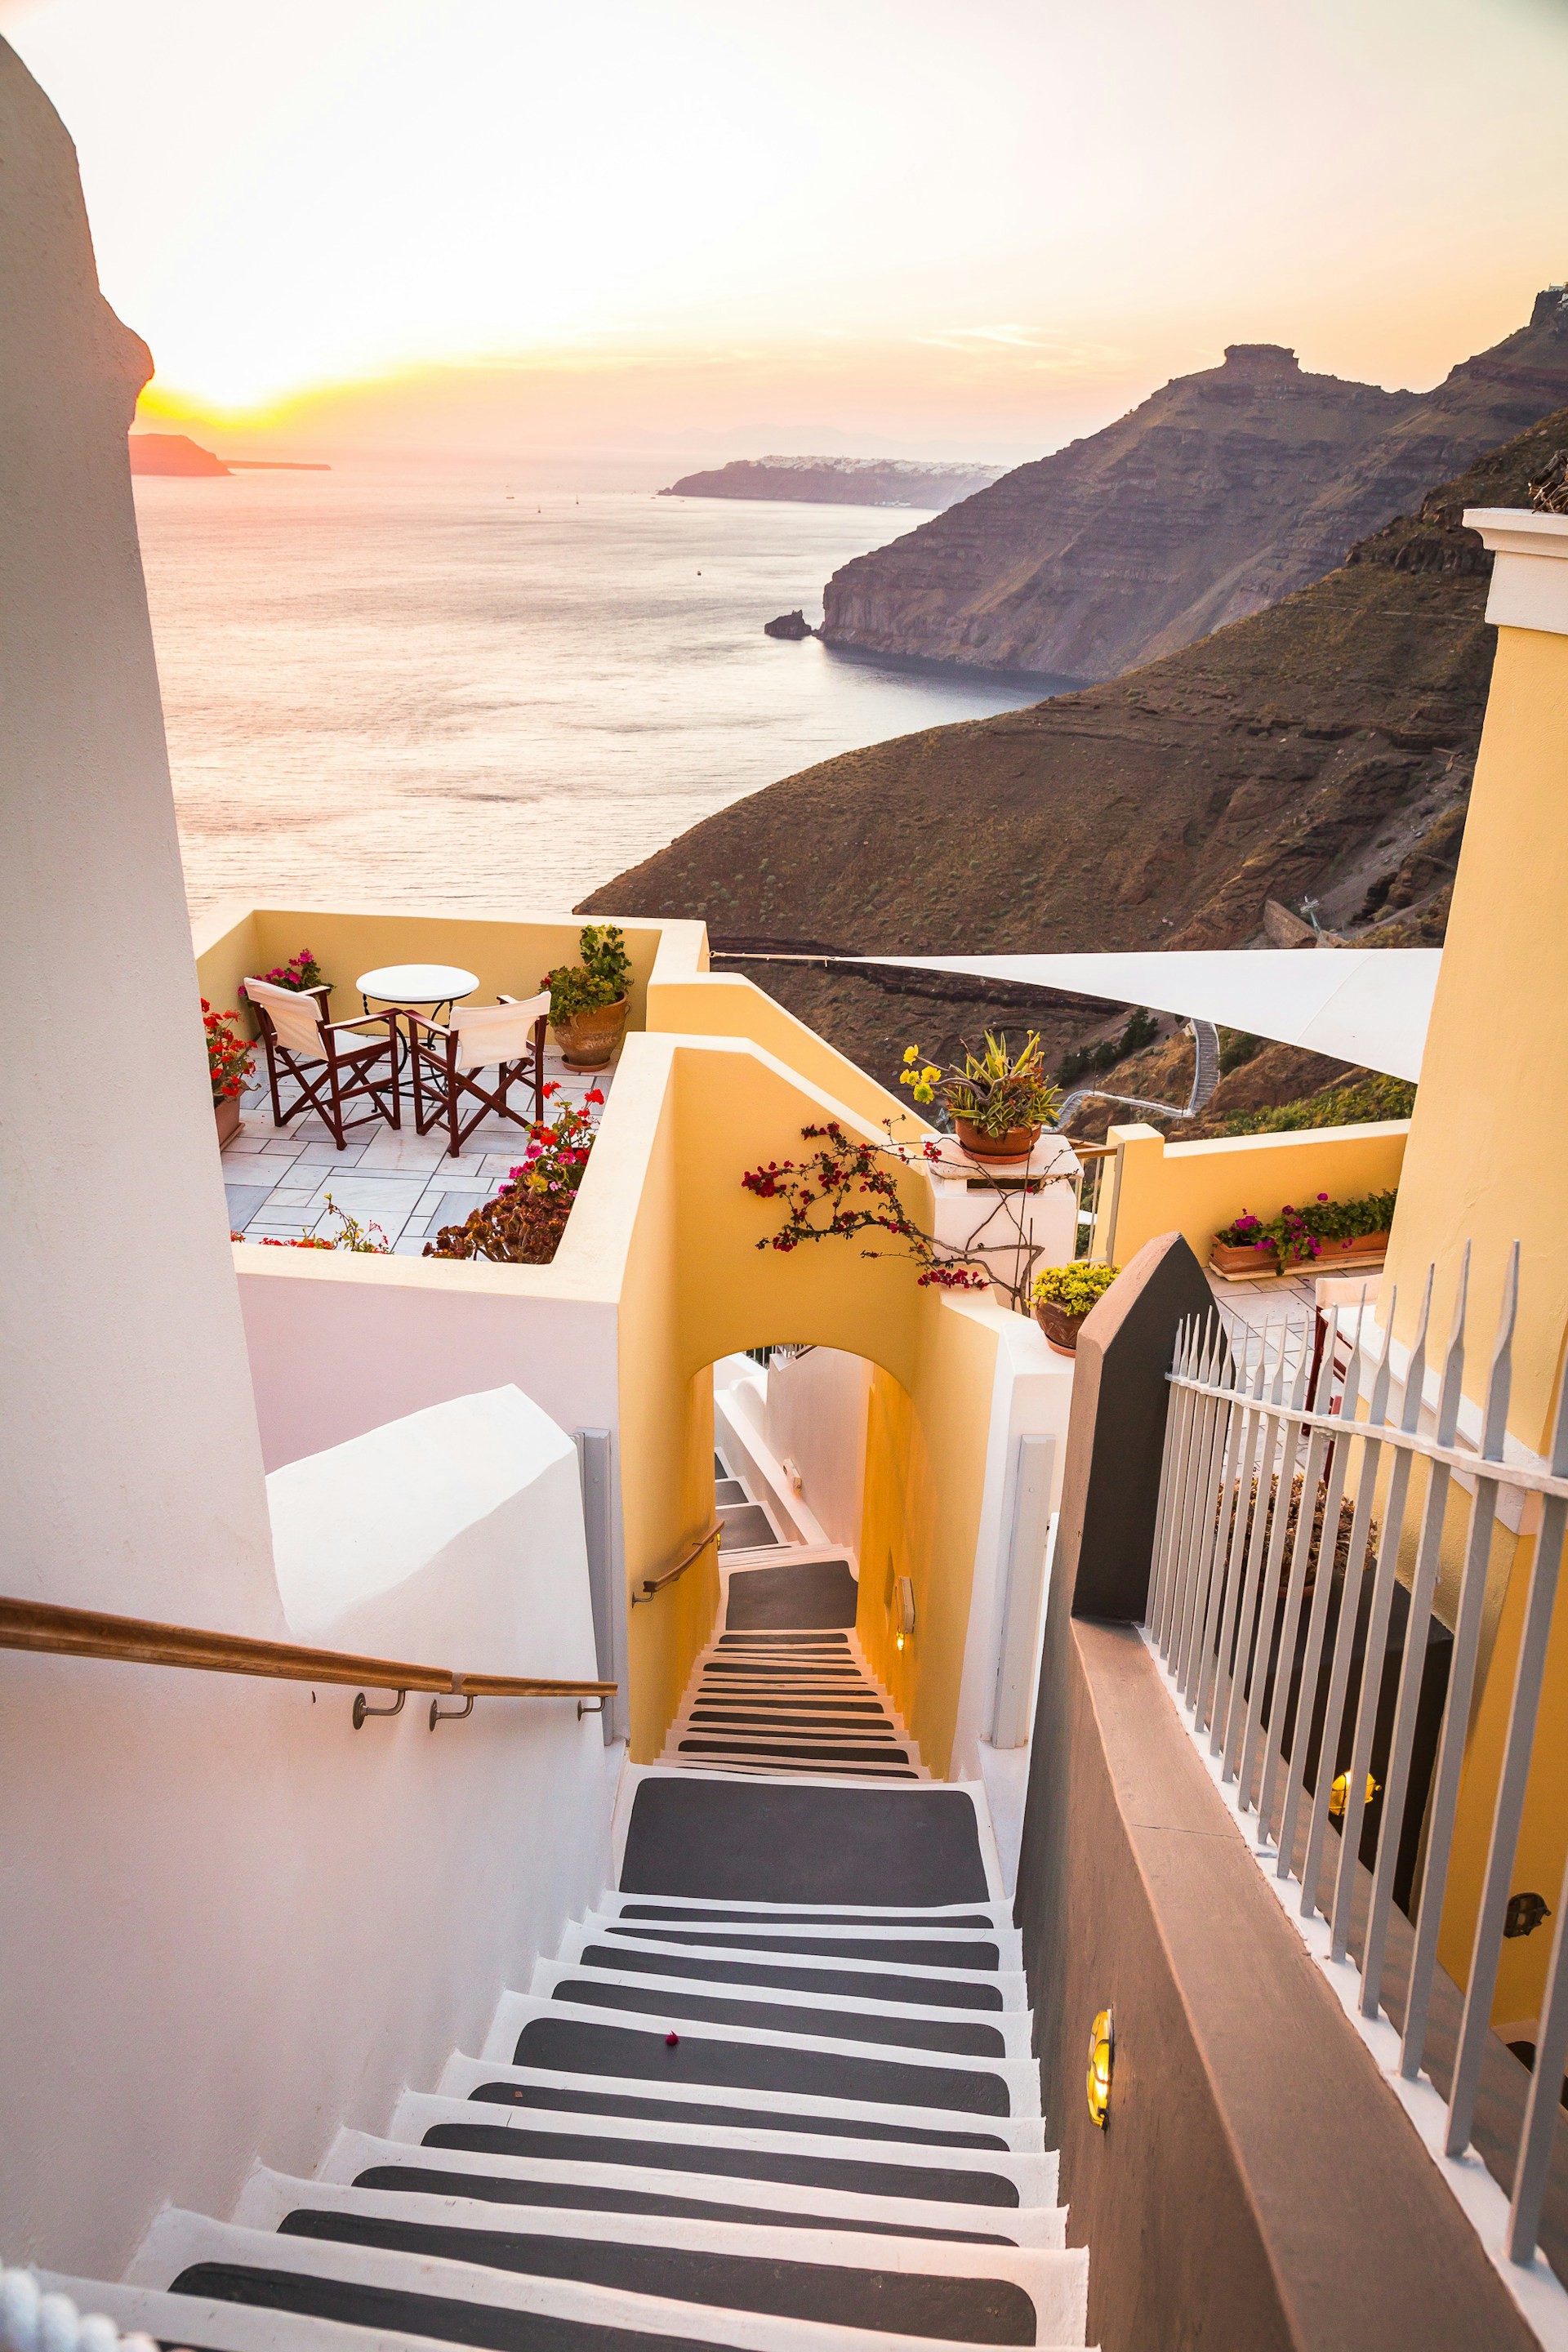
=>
[1328,1771,1380,1820]
[1087,2009,1113,2130]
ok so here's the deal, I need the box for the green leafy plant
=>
[543,924,631,1025]
[425,1088,603,1263]
[1218,1027,1264,1076]
[1031,1262,1120,1317]
[203,1000,254,1103]
[899,1031,1062,1138]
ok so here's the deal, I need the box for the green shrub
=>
[1031,1262,1120,1316]
[1222,1072,1416,1135]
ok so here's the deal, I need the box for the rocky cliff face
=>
[819,292,1568,682]
[583,408,1568,1102]
[127,431,229,476]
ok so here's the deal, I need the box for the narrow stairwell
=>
[662,1553,927,1781]
[42,1568,1086,2352]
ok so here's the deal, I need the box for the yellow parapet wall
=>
[1092,1119,1410,1269]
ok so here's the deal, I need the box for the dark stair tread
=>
[510,2018,1009,2114]
[717,1635,851,1647]
[466,2082,1010,2148]
[686,1716,895,1732]
[676,1744,912,1766]
[577,1947,1004,2011]
[725,1560,859,1631]
[550,1981,1006,2056]
[608,1929,1000,1971]
[618,1781,988,1909]
[278,2211,1036,2343]
[351,2165,1016,2243]
[167,2264,733,2352]
[425,2124,1019,2205]
[614,1909,998,1931]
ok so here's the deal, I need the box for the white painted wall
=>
[948,1308,1077,1780]
[760,1348,872,1552]
[0,47,618,2281]
[0,1388,616,2277]
[0,38,275,1629]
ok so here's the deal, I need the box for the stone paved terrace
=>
[220,1038,616,1255]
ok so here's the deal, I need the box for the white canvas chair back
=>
[450,991,550,1073]
[244,975,326,1060]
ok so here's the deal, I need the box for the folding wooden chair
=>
[408,991,550,1159]
[243,975,400,1150]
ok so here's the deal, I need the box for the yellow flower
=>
[903,1045,920,1065]
[922,1066,941,1085]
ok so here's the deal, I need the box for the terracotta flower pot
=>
[1321,1228,1392,1263]
[1034,1298,1089,1356]
[554,995,630,1071]
[214,1094,242,1147]
[954,1116,1042,1162]
[1210,1237,1279,1276]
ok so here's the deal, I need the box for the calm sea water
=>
[133,467,1050,920]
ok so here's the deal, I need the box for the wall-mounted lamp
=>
[1087,2008,1113,2129]
[895,1575,916,1652]
[1328,1770,1379,1820]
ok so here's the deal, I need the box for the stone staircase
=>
[662,1553,926,1781]
[39,1575,1085,2352]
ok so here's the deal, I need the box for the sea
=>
[132,465,1054,921]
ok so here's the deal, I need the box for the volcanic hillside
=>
[583,407,1568,1112]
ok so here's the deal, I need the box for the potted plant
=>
[241,948,332,1018]
[543,924,632,1070]
[1210,1187,1398,1275]
[204,1000,254,1146]
[1031,1261,1120,1354]
[900,1031,1062,1160]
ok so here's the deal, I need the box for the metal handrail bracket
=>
[630,1522,723,1605]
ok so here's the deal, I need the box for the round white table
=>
[357,963,479,1021]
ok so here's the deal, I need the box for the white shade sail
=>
[852,949,1440,1084]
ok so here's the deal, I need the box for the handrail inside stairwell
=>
[0,1596,616,1719]
[630,1522,724,1605]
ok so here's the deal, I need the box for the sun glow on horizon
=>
[14,0,1568,461]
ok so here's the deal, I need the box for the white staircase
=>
[30,1561,1089,2352]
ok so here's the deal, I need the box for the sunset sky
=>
[5,0,1566,462]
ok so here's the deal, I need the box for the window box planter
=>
[1210,1238,1278,1276]
[1291,1227,1392,1269]
[553,994,630,1071]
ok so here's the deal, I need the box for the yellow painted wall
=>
[1381,617,1568,2030]
[1383,624,1568,1456]
[1092,1120,1410,1267]
[648,968,929,1143]
[193,904,670,1045]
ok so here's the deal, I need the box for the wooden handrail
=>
[630,1522,723,1606]
[0,1596,615,1702]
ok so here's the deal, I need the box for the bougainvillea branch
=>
[742,1121,990,1291]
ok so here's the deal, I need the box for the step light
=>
[1087,2007,1114,2129]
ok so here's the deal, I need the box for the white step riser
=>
[556,1924,1028,2002]
[126,2216,1090,2352]
[526,1962,1036,2060]
[488,1993,1040,2114]
[231,2168,1069,2279]
[316,2128,1065,2247]
[432,2054,1048,2154]
[392,2090,1055,2202]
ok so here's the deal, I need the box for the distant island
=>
[659,455,1003,510]
[127,433,330,477]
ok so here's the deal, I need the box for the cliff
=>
[583,408,1568,1102]
[819,292,1568,681]
[127,431,229,477]
[661,456,1003,510]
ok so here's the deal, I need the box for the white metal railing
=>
[1146,1245,1568,2283]
[0,2265,157,2352]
